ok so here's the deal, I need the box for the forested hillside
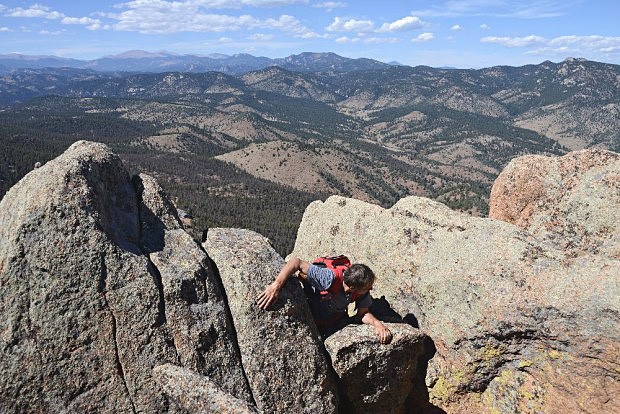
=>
[1,57,617,255]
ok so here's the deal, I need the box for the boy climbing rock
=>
[257,255,392,344]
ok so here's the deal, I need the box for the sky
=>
[0,0,618,68]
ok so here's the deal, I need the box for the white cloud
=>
[113,12,259,34]
[481,35,547,47]
[39,29,64,35]
[298,31,329,39]
[0,26,11,32]
[549,35,620,48]
[7,4,64,19]
[364,37,399,44]
[248,33,274,40]
[109,1,319,37]
[262,14,323,38]
[263,14,300,31]
[480,23,490,30]
[481,34,620,56]
[115,0,308,9]
[241,0,309,6]
[335,36,359,43]
[218,37,233,42]
[378,16,424,32]
[545,35,620,55]
[313,2,346,11]
[412,0,572,19]
[412,32,434,42]
[61,17,101,25]
[600,46,620,53]
[326,17,374,32]
[451,24,462,31]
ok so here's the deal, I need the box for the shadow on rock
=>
[407,337,446,414]
[370,296,420,328]
[341,296,445,413]
[132,175,167,253]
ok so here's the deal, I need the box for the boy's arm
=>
[257,257,311,310]
[357,308,392,344]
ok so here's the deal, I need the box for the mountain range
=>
[0,50,391,75]
[0,54,618,254]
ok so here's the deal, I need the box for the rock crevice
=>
[1,141,617,414]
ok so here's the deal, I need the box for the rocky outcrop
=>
[3,141,617,414]
[203,228,339,414]
[153,364,259,414]
[290,149,620,413]
[0,141,251,412]
[489,148,620,258]
[324,323,426,414]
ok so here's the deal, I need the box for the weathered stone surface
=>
[203,228,339,414]
[290,175,619,413]
[489,148,620,258]
[138,174,253,403]
[324,323,426,414]
[153,364,259,414]
[0,141,248,412]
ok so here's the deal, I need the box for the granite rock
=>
[153,364,259,414]
[0,141,249,412]
[324,323,426,414]
[489,148,620,258]
[203,228,339,414]
[290,157,619,414]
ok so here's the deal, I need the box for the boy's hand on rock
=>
[257,283,280,310]
[376,324,392,344]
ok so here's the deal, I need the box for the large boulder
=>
[0,141,250,412]
[324,323,426,414]
[203,228,339,414]
[290,149,619,413]
[489,148,620,258]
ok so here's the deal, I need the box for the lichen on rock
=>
[1,141,617,414]
[290,148,620,413]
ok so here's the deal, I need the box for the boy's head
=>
[343,264,375,294]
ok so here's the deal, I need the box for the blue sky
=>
[0,1,618,68]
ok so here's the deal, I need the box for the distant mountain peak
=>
[206,53,230,60]
[104,50,176,59]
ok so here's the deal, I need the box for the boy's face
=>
[343,281,373,295]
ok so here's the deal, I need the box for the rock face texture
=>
[203,228,339,414]
[290,149,619,413]
[2,142,617,414]
[0,141,251,413]
[153,364,259,414]
[324,323,426,414]
[489,148,620,258]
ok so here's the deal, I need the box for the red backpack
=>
[308,255,362,302]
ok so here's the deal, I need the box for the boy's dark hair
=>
[343,264,375,289]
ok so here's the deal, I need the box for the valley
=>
[1,55,618,255]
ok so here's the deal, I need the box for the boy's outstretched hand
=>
[257,283,280,310]
[257,257,308,310]
[375,323,392,344]
[359,308,393,344]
